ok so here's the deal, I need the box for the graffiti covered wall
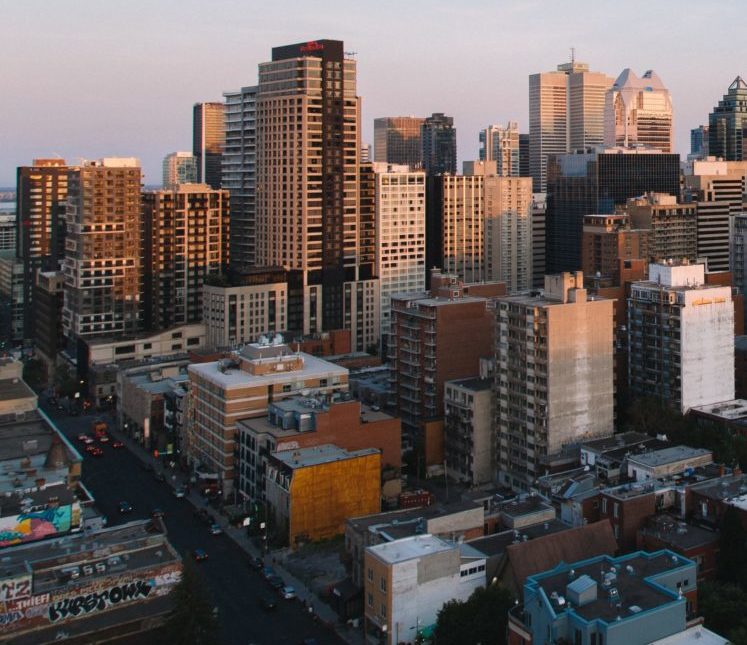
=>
[0,504,80,548]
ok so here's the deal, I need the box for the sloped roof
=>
[505,520,617,587]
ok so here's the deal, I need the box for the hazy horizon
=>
[2,0,744,185]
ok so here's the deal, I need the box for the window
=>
[601,498,608,514]
[613,502,619,519]
[367,592,373,608]
[380,604,386,618]
[380,577,386,592]
[143,343,152,350]
[367,568,373,581]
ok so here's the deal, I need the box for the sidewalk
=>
[108,424,365,645]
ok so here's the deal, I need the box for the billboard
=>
[0,504,77,548]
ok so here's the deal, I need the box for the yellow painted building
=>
[265,445,381,548]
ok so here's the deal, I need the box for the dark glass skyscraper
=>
[709,77,747,161]
[546,149,680,273]
[193,102,225,188]
[421,113,456,175]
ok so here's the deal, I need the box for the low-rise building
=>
[0,520,181,643]
[689,399,747,437]
[237,395,400,503]
[265,444,381,548]
[509,550,698,645]
[364,534,486,645]
[626,446,713,482]
[689,472,747,529]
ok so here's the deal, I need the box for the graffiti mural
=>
[48,580,151,622]
[0,505,75,548]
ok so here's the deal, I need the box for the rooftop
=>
[639,515,719,551]
[628,446,712,469]
[690,399,747,421]
[367,534,456,565]
[447,377,493,392]
[468,520,569,557]
[527,550,692,624]
[581,432,651,454]
[691,473,747,502]
[650,625,729,645]
[0,378,36,404]
[270,444,379,469]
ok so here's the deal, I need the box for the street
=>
[41,401,339,645]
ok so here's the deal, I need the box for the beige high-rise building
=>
[62,158,142,340]
[604,69,673,152]
[373,117,424,168]
[255,39,379,351]
[484,176,533,293]
[162,152,197,189]
[495,272,614,490]
[479,122,520,176]
[529,61,613,191]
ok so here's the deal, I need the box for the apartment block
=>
[193,101,225,188]
[32,270,65,383]
[373,163,426,346]
[628,262,734,413]
[373,116,424,168]
[627,193,698,264]
[495,272,614,491]
[162,151,197,188]
[444,377,493,486]
[0,251,27,342]
[581,213,650,286]
[62,158,142,340]
[364,535,486,644]
[202,267,287,348]
[266,444,381,548]
[142,184,230,331]
[186,339,349,497]
[237,396,401,502]
[479,122,520,176]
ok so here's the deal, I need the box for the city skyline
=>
[3,0,745,185]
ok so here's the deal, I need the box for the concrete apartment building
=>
[364,535,486,644]
[373,117,424,168]
[495,272,614,491]
[142,183,230,331]
[237,395,401,502]
[373,163,426,347]
[62,158,142,340]
[388,271,505,448]
[529,59,613,191]
[222,85,257,269]
[684,159,747,272]
[479,122,520,176]
[16,159,69,340]
[186,339,349,497]
[581,213,650,286]
[202,267,288,349]
[605,68,674,152]
[627,193,698,264]
[161,151,197,188]
[628,262,735,413]
[193,101,225,188]
[266,444,381,548]
[444,377,493,486]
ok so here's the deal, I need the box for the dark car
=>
[267,574,284,590]
[194,508,212,525]
[153,471,166,483]
[248,556,264,571]
[261,565,276,580]
[258,595,277,611]
[193,548,208,562]
[118,501,132,514]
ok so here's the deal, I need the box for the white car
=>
[280,586,296,600]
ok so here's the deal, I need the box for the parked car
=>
[193,548,208,562]
[118,501,132,514]
[173,485,187,498]
[261,566,276,580]
[248,556,263,571]
[194,508,211,525]
[267,574,284,591]
[209,523,223,536]
[280,585,296,600]
[153,471,166,483]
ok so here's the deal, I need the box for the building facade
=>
[162,151,197,188]
[421,113,456,175]
[62,158,142,340]
[32,270,65,383]
[142,184,230,331]
[373,116,424,168]
[581,213,650,286]
[627,193,698,265]
[495,272,614,490]
[708,76,747,161]
[604,68,674,152]
[193,101,225,188]
[628,262,735,413]
[479,122,520,176]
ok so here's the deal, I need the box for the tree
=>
[699,581,747,644]
[435,584,513,645]
[162,560,221,645]
[716,505,747,588]
[54,364,78,399]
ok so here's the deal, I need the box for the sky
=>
[1,0,745,186]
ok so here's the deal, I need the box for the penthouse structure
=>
[628,262,735,413]
[186,338,349,497]
[495,272,614,490]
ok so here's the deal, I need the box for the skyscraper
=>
[142,184,230,331]
[529,60,613,191]
[421,113,457,175]
[16,159,69,339]
[254,39,379,352]
[373,117,424,168]
[690,125,709,158]
[162,152,197,188]
[709,77,747,161]
[479,122,520,176]
[546,148,680,273]
[519,132,530,178]
[62,158,142,340]
[222,85,257,270]
[604,69,673,152]
[193,102,225,188]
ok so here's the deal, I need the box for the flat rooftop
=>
[639,515,719,551]
[447,377,493,392]
[691,473,747,502]
[271,444,378,469]
[367,534,455,564]
[628,446,712,468]
[581,432,651,454]
[0,377,36,403]
[528,551,691,624]
[690,399,747,420]
[468,520,569,557]
[650,625,729,645]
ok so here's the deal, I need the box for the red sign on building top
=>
[300,41,324,53]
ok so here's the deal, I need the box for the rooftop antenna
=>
[570,47,576,65]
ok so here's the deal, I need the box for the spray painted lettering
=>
[0,611,22,626]
[48,580,151,622]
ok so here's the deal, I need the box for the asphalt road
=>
[41,401,339,645]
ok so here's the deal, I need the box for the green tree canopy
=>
[699,582,747,644]
[435,583,513,645]
[162,560,221,645]
[716,505,747,588]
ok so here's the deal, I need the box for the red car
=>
[112,441,124,449]
[86,445,104,457]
